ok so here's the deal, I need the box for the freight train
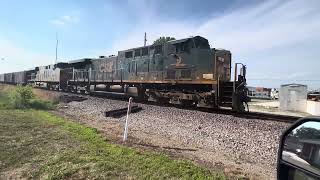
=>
[0,36,249,112]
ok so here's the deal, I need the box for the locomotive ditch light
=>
[277,116,320,180]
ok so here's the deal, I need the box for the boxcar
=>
[13,71,27,84]
[0,74,4,83]
[4,73,15,84]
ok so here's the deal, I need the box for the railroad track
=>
[208,109,300,123]
[36,87,301,123]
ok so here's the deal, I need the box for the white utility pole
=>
[144,32,147,46]
[55,32,58,64]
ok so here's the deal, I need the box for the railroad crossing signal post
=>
[123,97,133,142]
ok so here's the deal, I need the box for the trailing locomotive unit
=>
[73,36,249,111]
[31,63,71,90]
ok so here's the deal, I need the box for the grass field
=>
[0,89,225,179]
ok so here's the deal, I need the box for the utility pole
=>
[144,32,147,46]
[55,32,58,64]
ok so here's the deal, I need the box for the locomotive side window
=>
[125,51,133,58]
[135,61,138,76]
[134,49,141,57]
[182,42,190,52]
[131,61,135,73]
[142,47,148,56]
[154,45,162,54]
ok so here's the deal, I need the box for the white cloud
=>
[197,0,320,55]
[0,37,53,73]
[50,15,79,26]
[96,0,320,88]
[101,0,320,55]
[0,13,79,73]
[2,0,319,88]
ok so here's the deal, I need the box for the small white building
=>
[279,84,307,112]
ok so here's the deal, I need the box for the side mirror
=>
[278,116,320,180]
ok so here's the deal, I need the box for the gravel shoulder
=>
[52,94,291,180]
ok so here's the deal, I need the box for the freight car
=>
[0,73,4,83]
[4,73,15,84]
[13,71,26,84]
[0,70,34,85]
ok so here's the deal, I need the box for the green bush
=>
[1,85,56,110]
[29,99,55,110]
[10,85,34,109]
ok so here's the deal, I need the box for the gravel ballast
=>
[56,95,290,179]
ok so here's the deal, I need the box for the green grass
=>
[0,86,225,179]
[0,91,11,109]
[0,109,225,179]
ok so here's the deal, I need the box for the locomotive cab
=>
[164,36,215,82]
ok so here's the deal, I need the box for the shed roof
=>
[281,83,307,87]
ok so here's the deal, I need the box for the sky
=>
[0,0,319,89]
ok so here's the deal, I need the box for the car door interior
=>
[277,117,320,180]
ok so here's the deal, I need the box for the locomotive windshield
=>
[173,41,190,53]
[170,36,210,53]
[193,36,210,49]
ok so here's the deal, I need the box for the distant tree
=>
[294,127,320,139]
[153,37,176,45]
